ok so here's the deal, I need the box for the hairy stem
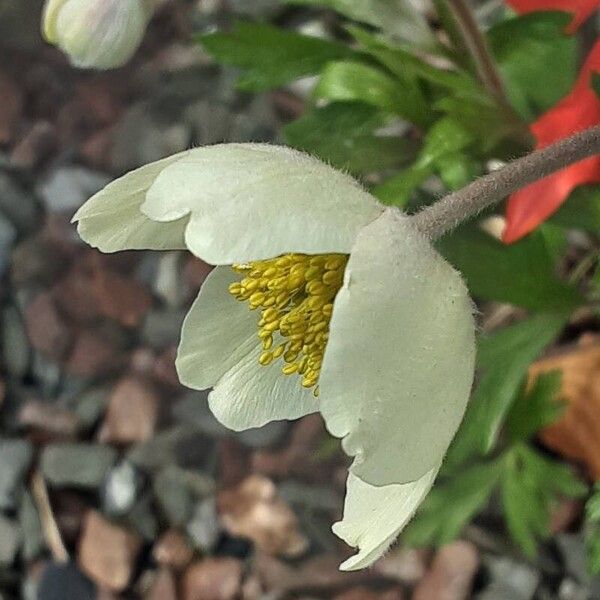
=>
[411,125,600,240]
[444,0,509,107]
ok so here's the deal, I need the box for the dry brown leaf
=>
[529,342,600,480]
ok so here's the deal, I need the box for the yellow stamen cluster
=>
[228,253,348,396]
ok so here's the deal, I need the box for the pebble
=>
[141,308,187,349]
[146,567,178,600]
[18,400,80,438]
[10,121,57,169]
[413,540,479,600]
[186,498,221,553]
[70,386,111,432]
[37,562,96,600]
[556,533,589,583]
[102,461,142,516]
[153,528,194,571]
[0,212,16,275]
[0,173,40,233]
[99,376,161,445]
[477,555,540,600]
[41,443,117,489]
[0,438,33,510]
[64,330,123,377]
[374,547,429,585]
[1,304,31,379]
[0,68,22,144]
[181,558,243,600]
[126,493,159,541]
[37,166,110,215]
[24,292,72,360]
[19,490,45,560]
[154,465,195,527]
[0,514,22,565]
[78,510,143,592]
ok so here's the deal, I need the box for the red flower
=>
[505,0,600,32]
[503,40,600,243]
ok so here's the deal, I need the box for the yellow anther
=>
[229,253,348,392]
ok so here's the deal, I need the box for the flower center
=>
[228,253,348,397]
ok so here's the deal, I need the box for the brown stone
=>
[153,528,194,570]
[181,558,243,600]
[64,330,122,376]
[219,475,308,558]
[19,400,79,438]
[79,127,114,169]
[183,257,213,293]
[99,376,161,444]
[91,268,152,328]
[412,541,479,600]
[0,69,23,144]
[53,263,101,323]
[11,121,57,169]
[529,343,600,479]
[334,588,380,600]
[24,292,71,360]
[374,547,430,585]
[78,510,143,592]
[145,568,177,600]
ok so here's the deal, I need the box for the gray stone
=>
[37,166,110,214]
[31,351,62,397]
[278,481,340,511]
[111,103,191,172]
[0,213,16,275]
[557,533,589,583]
[141,309,187,349]
[19,490,45,560]
[477,556,540,600]
[71,386,110,431]
[154,466,194,526]
[0,173,40,233]
[1,305,30,379]
[186,497,221,553]
[172,391,228,438]
[0,438,33,510]
[238,421,287,449]
[126,493,158,541]
[41,443,117,489]
[0,515,21,565]
[0,0,44,51]
[37,562,96,600]
[128,425,216,472]
[102,461,142,517]
[184,100,233,146]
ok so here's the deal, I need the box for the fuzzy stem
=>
[411,125,600,240]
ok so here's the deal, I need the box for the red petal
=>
[503,41,600,243]
[505,0,600,32]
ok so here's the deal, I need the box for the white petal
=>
[335,467,439,571]
[141,143,383,265]
[176,266,259,391]
[73,153,189,252]
[208,344,319,431]
[320,209,475,486]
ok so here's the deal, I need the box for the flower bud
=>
[42,0,154,69]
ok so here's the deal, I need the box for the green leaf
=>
[285,0,436,50]
[502,445,586,557]
[592,73,600,99]
[506,371,565,443]
[348,25,478,93]
[488,12,577,120]
[438,224,582,311]
[198,22,355,92]
[586,485,600,574]
[445,313,568,468]
[283,102,416,174]
[403,459,504,547]
[313,60,428,125]
[550,185,600,234]
[374,117,474,205]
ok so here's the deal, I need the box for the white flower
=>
[42,0,154,69]
[73,143,476,569]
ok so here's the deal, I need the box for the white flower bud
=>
[42,0,154,69]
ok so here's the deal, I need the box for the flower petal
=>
[73,153,189,252]
[208,344,319,431]
[320,209,475,486]
[176,266,259,391]
[334,467,439,571]
[140,143,383,265]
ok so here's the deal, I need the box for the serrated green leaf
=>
[507,371,564,443]
[438,224,582,311]
[283,102,416,174]
[488,12,577,120]
[403,459,504,547]
[198,22,355,92]
[313,60,429,125]
[550,185,600,234]
[445,313,568,468]
[285,0,437,50]
[502,445,585,557]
